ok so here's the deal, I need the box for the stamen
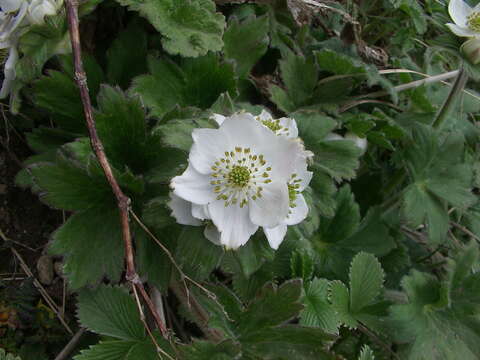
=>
[468,11,480,32]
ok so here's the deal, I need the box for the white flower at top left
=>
[170,112,306,249]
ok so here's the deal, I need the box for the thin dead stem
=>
[64,0,168,338]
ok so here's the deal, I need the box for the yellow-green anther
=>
[228,165,251,187]
[468,12,480,32]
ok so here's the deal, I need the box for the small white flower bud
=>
[461,38,480,65]
[345,132,368,154]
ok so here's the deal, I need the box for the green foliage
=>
[224,15,269,78]
[131,54,236,118]
[114,0,225,57]
[402,124,476,242]
[0,349,21,360]
[77,285,145,340]
[388,243,480,360]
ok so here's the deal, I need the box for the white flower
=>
[170,112,304,249]
[446,0,480,38]
[27,0,62,25]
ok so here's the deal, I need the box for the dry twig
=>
[64,0,167,338]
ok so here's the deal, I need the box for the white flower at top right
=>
[447,0,480,38]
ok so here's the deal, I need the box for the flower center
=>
[228,165,251,187]
[262,119,282,132]
[468,12,480,32]
[210,147,273,207]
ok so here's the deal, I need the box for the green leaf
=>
[237,280,304,336]
[389,243,480,360]
[291,249,314,281]
[96,85,163,173]
[358,345,375,360]
[50,206,124,289]
[315,49,396,102]
[136,229,175,292]
[74,337,174,360]
[349,253,385,313]
[269,52,318,112]
[114,0,225,57]
[312,139,362,181]
[106,21,148,89]
[175,226,224,280]
[241,325,334,359]
[132,54,236,118]
[0,349,21,360]
[329,280,357,328]
[294,111,337,149]
[300,278,340,334]
[402,125,476,242]
[77,285,145,341]
[224,15,269,78]
[180,340,241,359]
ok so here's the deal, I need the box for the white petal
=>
[249,181,289,228]
[264,224,288,250]
[258,109,273,121]
[210,113,226,127]
[1,0,23,13]
[0,2,27,41]
[449,0,471,27]
[189,128,229,174]
[474,2,480,12]
[191,203,210,220]
[278,117,298,138]
[446,23,478,37]
[167,193,202,226]
[204,223,221,246]
[27,0,57,24]
[171,164,215,205]
[209,200,258,249]
[0,46,17,99]
[285,194,309,225]
[291,158,312,191]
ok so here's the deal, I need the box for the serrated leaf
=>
[95,85,163,173]
[291,249,314,281]
[349,253,384,313]
[315,49,396,102]
[74,337,174,360]
[241,325,334,359]
[77,285,145,341]
[329,280,357,328]
[0,349,21,360]
[237,280,303,335]
[312,139,362,181]
[50,206,124,288]
[358,345,375,360]
[294,111,337,149]
[175,226,224,280]
[155,117,215,152]
[180,340,241,359]
[132,54,236,118]
[106,22,148,89]
[115,0,225,57]
[300,278,340,334]
[270,52,318,112]
[224,15,269,78]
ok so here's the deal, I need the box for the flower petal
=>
[1,0,23,13]
[249,180,289,227]
[258,109,273,121]
[292,160,312,192]
[278,117,298,138]
[204,223,221,246]
[264,224,288,250]
[191,203,210,220]
[210,113,226,127]
[209,200,258,249]
[285,194,309,225]
[449,0,471,27]
[0,46,17,99]
[167,193,202,226]
[171,164,215,205]
[189,128,229,174]
[446,23,478,37]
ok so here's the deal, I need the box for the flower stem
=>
[432,66,469,129]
